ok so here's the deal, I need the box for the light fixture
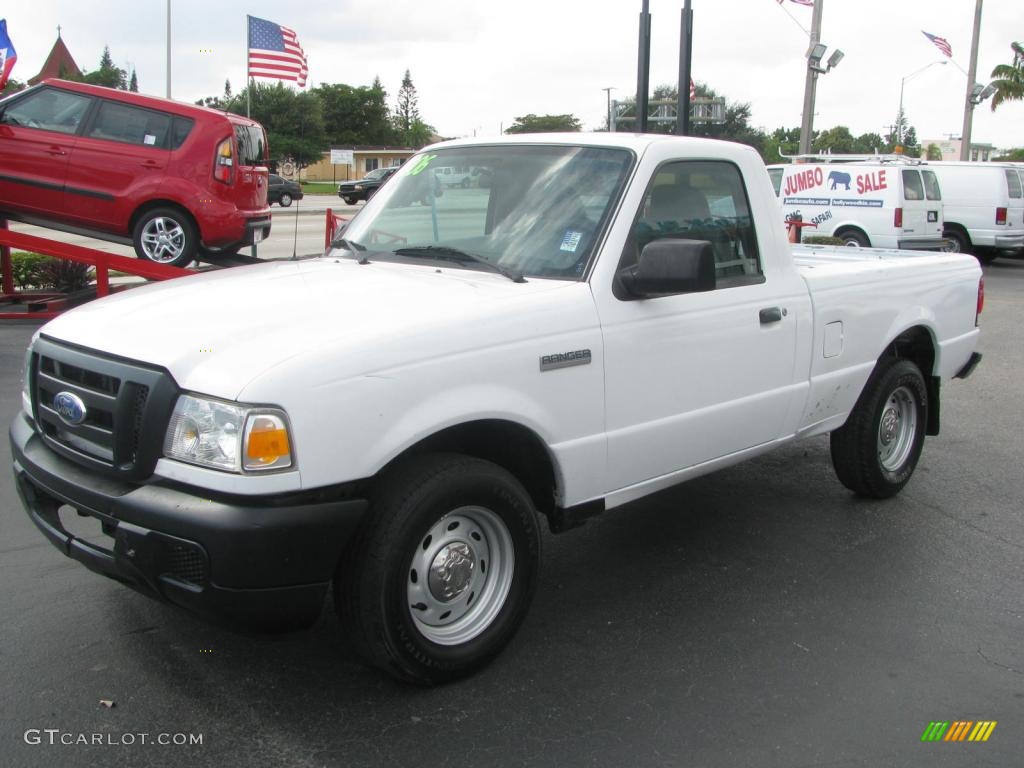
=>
[808,43,843,74]
[969,82,997,105]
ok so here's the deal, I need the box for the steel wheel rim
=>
[877,385,917,472]
[140,217,186,263]
[407,506,515,646]
[281,194,291,205]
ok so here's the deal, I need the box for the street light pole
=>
[798,0,824,155]
[897,60,947,147]
[960,0,984,160]
[602,87,615,131]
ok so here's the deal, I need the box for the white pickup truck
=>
[11,134,983,685]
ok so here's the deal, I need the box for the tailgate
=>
[231,121,270,212]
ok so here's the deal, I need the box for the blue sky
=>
[6,0,1023,148]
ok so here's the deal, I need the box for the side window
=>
[0,88,91,135]
[170,117,194,150]
[902,170,925,201]
[921,170,942,201]
[624,160,763,288]
[1006,169,1022,199]
[87,101,170,148]
[365,158,379,173]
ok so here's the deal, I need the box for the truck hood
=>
[40,258,578,400]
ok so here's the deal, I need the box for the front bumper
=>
[10,412,367,631]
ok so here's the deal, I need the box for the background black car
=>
[268,174,304,207]
[339,167,398,205]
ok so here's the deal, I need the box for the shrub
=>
[10,252,51,289]
[802,236,846,246]
[8,252,92,291]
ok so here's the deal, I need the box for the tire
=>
[336,453,541,685]
[279,193,292,207]
[943,228,971,254]
[838,229,870,248]
[342,196,357,205]
[132,207,197,267]
[830,358,928,499]
[461,177,471,188]
[975,249,998,265]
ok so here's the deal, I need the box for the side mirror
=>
[617,239,716,298]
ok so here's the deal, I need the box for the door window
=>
[624,160,763,287]
[1006,169,1022,199]
[920,170,941,201]
[87,101,170,148]
[902,170,925,201]
[0,88,91,135]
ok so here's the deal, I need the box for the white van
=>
[925,162,1024,263]
[767,158,945,250]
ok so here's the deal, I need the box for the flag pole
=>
[245,15,251,117]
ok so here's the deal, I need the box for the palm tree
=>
[989,41,1024,111]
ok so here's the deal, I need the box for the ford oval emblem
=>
[53,391,87,426]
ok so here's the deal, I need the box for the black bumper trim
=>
[955,352,983,380]
[11,413,368,631]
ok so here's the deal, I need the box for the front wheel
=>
[132,207,197,267]
[342,196,357,205]
[830,358,927,498]
[336,454,541,685]
[279,193,293,207]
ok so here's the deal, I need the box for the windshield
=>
[336,144,634,280]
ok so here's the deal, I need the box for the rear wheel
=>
[336,453,541,685]
[132,207,197,267]
[830,358,927,498]
[943,228,971,254]
[838,229,870,248]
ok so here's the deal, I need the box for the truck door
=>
[920,169,944,240]
[900,169,930,240]
[597,160,803,492]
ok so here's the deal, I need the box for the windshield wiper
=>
[393,246,526,283]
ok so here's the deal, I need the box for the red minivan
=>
[0,79,271,266]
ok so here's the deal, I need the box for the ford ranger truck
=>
[11,134,983,685]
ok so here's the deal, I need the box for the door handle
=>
[140,161,161,168]
[45,147,66,156]
[759,307,783,324]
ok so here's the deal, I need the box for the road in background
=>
[0,261,1021,767]
[8,197,357,261]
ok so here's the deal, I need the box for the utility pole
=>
[636,0,652,132]
[960,0,984,160]
[165,0,171,98]
[675,0,694,136]
[602,87,616,131]
[798,0,824,155]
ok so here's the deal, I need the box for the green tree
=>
[993,147,1024,161]
[394,69,419,134]
[761,127,800,162]
[505,113,583,133]
[1,77,24,96]
[925,143,944,161]
[989,42,1024,111]
[316,80,399,146]
[814,125,856,154]
[128,69,138,92]
[238,82,325,168]
[853,132,886,154]
[80,46,128,89]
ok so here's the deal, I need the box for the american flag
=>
[921,30,952,58]
[248,16,308,87]
[778,0,815,7]
[0,19,17,91]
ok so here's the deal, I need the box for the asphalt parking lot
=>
[1,259,1022,768]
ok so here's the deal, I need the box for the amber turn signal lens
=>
[244,414,292,470]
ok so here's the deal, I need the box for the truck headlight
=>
[163,394,293,473]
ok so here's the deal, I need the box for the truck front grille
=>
[31,337,177,481]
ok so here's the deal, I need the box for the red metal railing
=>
[0,221,194,320]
